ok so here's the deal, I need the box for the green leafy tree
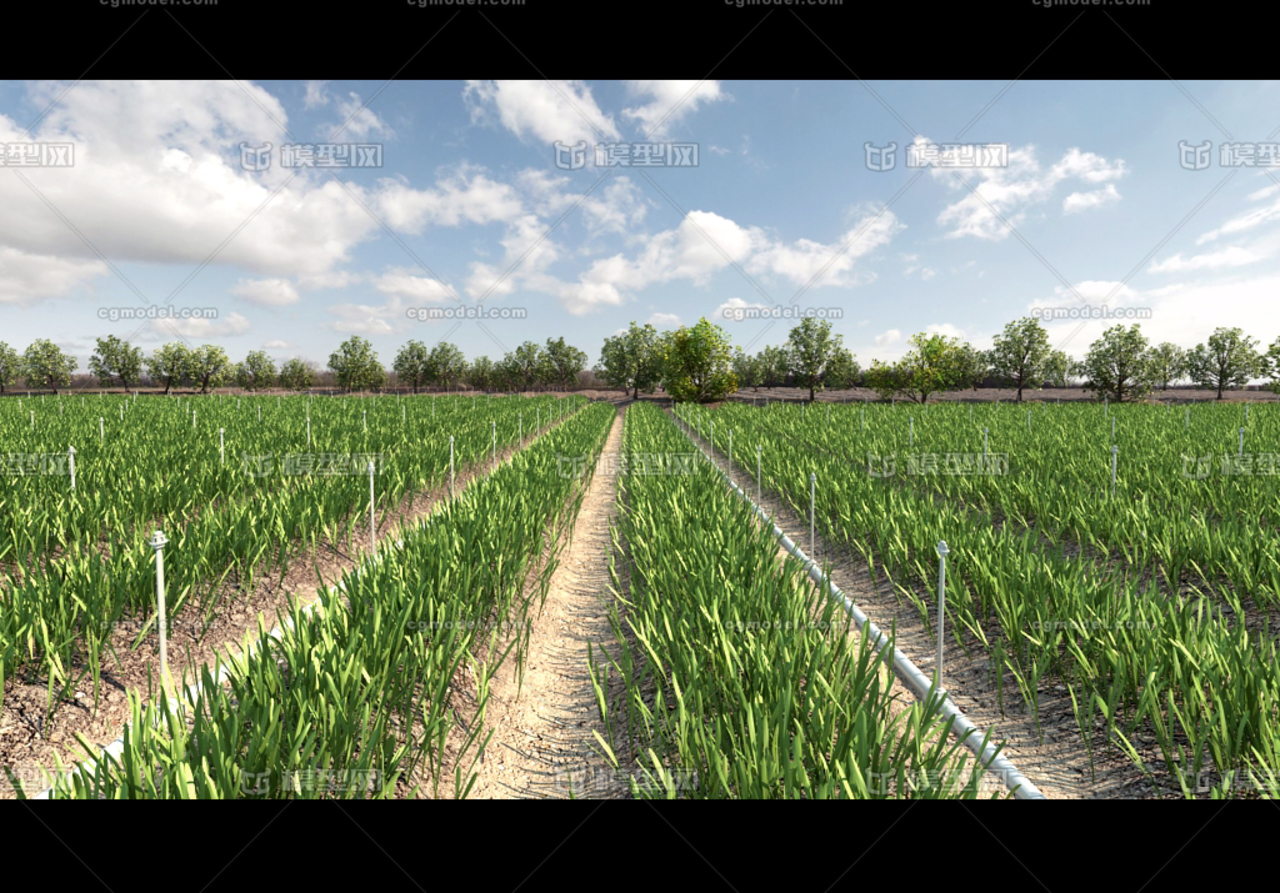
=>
[392,340,430,394]
[147,342,191,395]
[23,339,77,394]
[1145,342,1187,391]
[505,341,544,392]
[1266,336,1280,395]
[0,341,21,393]
[235,350,277,391]
[1077,324,1153,403]
[89,335,144,390]
[468,356,496,393]
[757,345,790,389]
[328,336,385,393]
[864,333,973,403]
[186,344,232,395]
[427,342,467,391]
[824,347,861,390]
[598,322,663,398]
[662,318,738,403]
[1186,327,1265,400]
[1044,349,1074,389]
[786,317,853,403]
[989,317,1051,402]
[540,337,588,390]
[279,357,316,391]
[950,343,988,392]
[732,347,763,392]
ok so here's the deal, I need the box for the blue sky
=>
[2,79,1279,374]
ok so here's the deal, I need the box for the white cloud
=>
[262,339,290,349]
[875,328,902,346]
[648,312,681,327]
[932,140,1127,239]
[303,81,329,109]
[622,80,727,139]
[1149,245,1267,272]
[231,277,300,306]
[0,246,107,305]
[148,311,250,340]
[463,80,621,147]
[1063,183,1121,214]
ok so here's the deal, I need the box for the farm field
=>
[679,399,1280,798]
[2,394,1277,797]
[0,392,589,796]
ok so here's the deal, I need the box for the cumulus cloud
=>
[231,277,300,306]
[464,80,621,147]
[931,140,1127,239]
[622,80,727,139]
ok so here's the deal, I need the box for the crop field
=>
[678,399,1280,797]
[2,393,1278,799]
[0,392,585,790]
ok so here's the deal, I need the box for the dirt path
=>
[674,408,1154,799]
[466,407,629,799]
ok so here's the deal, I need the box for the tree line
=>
[2,318,1278,401]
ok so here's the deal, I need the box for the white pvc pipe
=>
[677,411,1045,800]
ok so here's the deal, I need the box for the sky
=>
[2,79,1279,376]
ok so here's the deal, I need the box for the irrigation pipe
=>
[673,409,1046,800]
[33,398,592,800]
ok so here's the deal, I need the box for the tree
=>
[1043,350,1074,388]
[147,342,191,395]
[1267,336,1280,395]
[786,318,852,403]
[506,341,544,392]
[235,350,277,391]
[1077,324,1152,403]
[757,345,790,389]
[89,335,143,390]
[186,344,232,395]
[732,347,763,392]
[427,342,467,391]
[949,343,988,392]
[988,317,1051,402]
[328,336,385,393]
[598,322,663,398]
[825,347,861,390]
[1144,342,1187,391]
[540,337,588,390]
[468,356,496,393]
[23,339,76,394]
[863,333,973,403]
[392,340,430,394]
[279,357,316,391]
[0,342,21,393]
[1186,327,1265,400]
[662,318,738,403]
